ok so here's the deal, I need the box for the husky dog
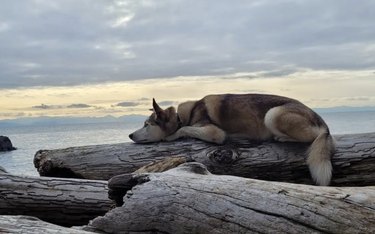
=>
[129,94,335,186]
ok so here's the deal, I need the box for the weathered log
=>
[0,173,113,227]
[34,133,375,186]
[0,215,95,234]
[86,162,375,234]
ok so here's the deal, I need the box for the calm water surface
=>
[1,111,374,176]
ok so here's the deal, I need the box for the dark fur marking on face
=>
[147,113,166,130]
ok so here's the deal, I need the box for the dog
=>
[129,94,335,186]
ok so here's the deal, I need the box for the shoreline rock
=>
[0,136,16,151]
[0,166,7,173]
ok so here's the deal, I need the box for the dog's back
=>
[179,94,326,140]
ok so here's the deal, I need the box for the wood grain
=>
[87,162,375,234]
[0,174,113,227]
[34,133,375,186]
[0,215,94,234]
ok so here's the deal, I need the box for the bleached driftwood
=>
[34,133,375,186]
[0,173,113,227]
[86,162,375,234]
[0,215,94,234]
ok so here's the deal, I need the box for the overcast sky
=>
[1,0,375,88]
[0,0,375,119]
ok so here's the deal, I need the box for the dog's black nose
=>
[129,133,133,139]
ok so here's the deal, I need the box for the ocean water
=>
[0,122,138,176]
[1,111,374,177]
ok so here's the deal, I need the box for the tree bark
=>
[0,215,95,234]
[86,162,375,234]
[34,133,375,186]
[0,173,113,227]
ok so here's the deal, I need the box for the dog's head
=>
[129,99,179,143]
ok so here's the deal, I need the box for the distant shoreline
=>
[1,107,375,127]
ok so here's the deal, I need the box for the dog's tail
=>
[307,129,335,186]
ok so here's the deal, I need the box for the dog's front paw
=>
[165,128,186,141]
[165,134,179,142]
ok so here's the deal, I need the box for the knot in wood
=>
[208,148,238,164]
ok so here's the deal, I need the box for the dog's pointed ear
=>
[152,98,164,119]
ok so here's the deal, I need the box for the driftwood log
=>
[34,133,375,186]
[86,162,375,234]
[0,173,113,227]
[0,215,94,234]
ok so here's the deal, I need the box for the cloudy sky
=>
[1,0,375,119]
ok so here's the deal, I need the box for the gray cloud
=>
[259,69,298,78]
[343,97,371,101]
[33,103,92,109]
[115,101,140,107]
[67,103,92,108]
[158,101,176,107]
[0,112,27,118]
[32,104,61,109]
[1,0,375,88]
